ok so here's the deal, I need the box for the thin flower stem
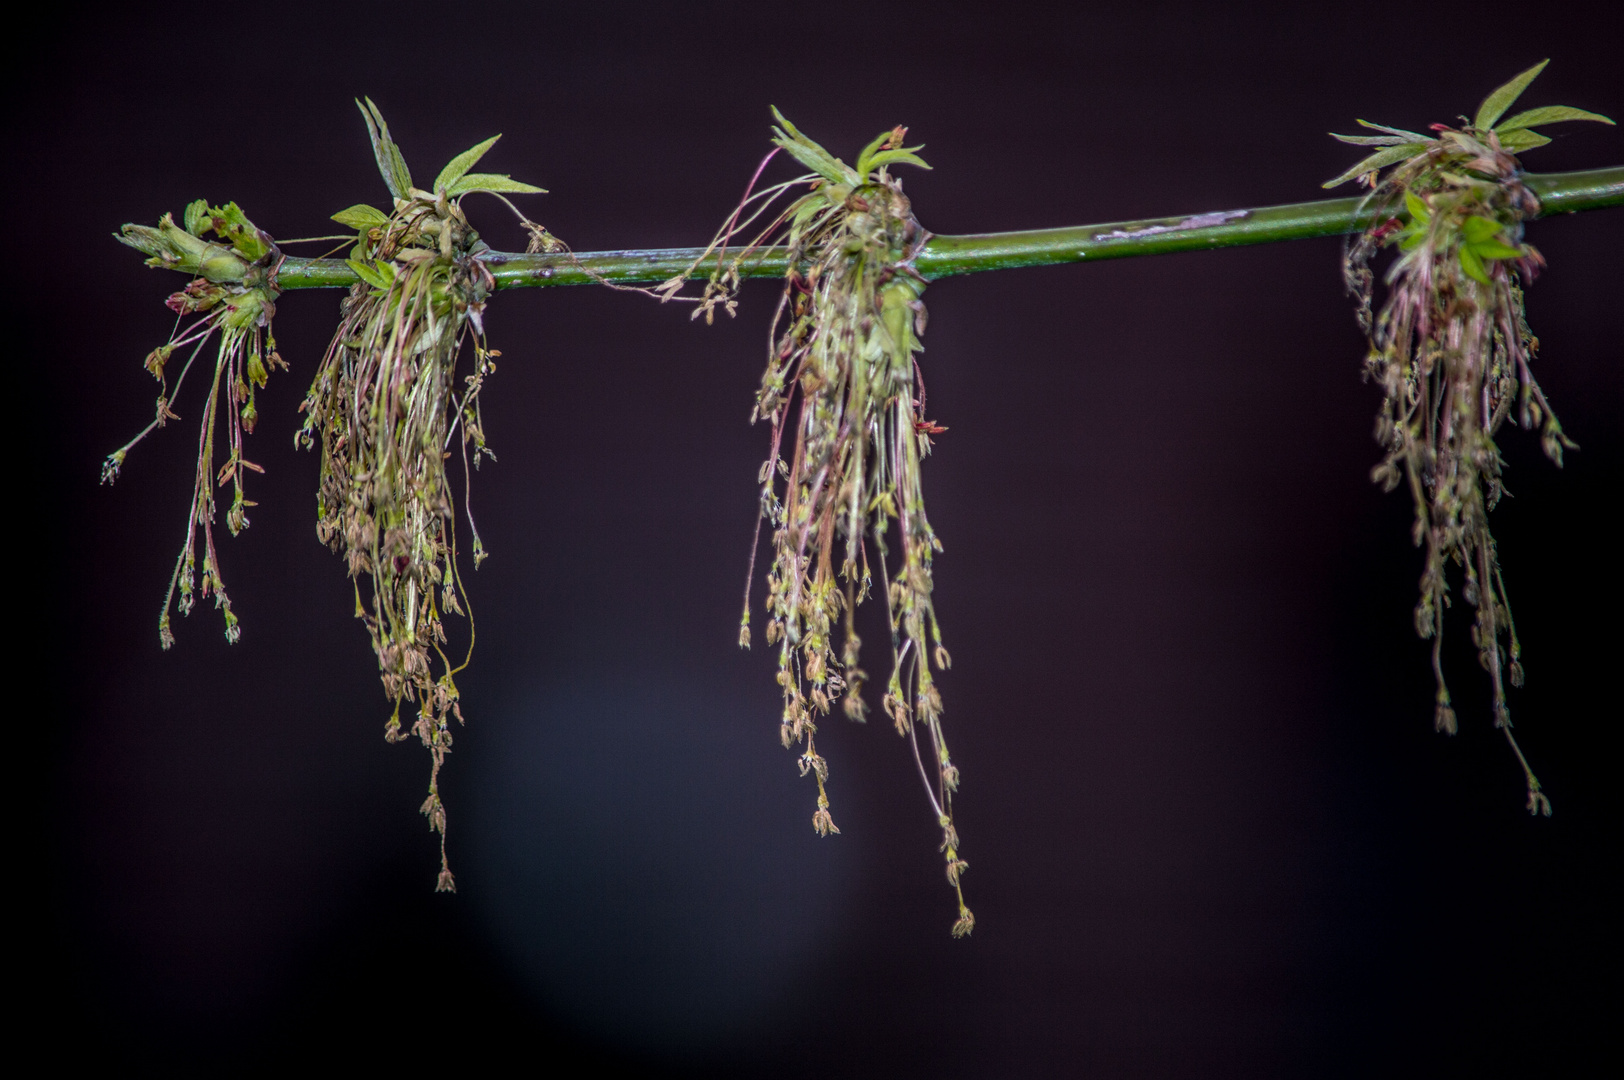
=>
[261,167,1624,291]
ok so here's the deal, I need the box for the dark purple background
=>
[12,2,1622,1073]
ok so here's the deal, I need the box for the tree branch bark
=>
[248,166,1624,292]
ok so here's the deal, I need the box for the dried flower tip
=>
[799,752,822,779]
[1434,701,1458,736]
[812,807,840,836]
[951,907,976,938]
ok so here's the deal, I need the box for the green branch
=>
[259,166,1622,291]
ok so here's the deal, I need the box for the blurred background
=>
[11,1,1621,1073]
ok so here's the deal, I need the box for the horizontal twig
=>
[259,166,1624,291]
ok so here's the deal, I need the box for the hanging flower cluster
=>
[109,201,286,648]
[296,100,547,890]
[108,70,1616,922]
[110,100,548,891]
[675,111,972,935]
[1328,61,1613,814]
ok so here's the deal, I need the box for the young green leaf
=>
[1474,59,1549,131]
[1323,143,1429,188]
[1495,129,1553,151]
[768,106,814,147]
[433,134,501,194]
[331,204,390,230]
[1495,104,1615,131]
[769,107,852,184]
[862,148,931,175]
[853,130,893,179]
[214,202,270,260]
[770,130,850,184]
[1332,133,1413,146]
[1404,190,1431,223]
[1457,242,1490,284]
[1462,215,1501,243]
[345,258,390,290]
[445,173,546,198]
[357,97,413,200]
[1468,238,1525,260]
[1357,119,1432,142]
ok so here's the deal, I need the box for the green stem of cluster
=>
[264,166,1624,291]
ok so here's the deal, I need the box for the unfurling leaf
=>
[769,106,853,184]
[1322,142,1430,188]
[184,199,209,237]
[357,97,413,199]
[1495,104,1614,131]
[1457,243,1489,284]
[1495,128,1553,151]
[861,148,931,174]
[1473,59,1549,131]
[1356,119,1431,141]
[1332,132,1413,146]
[345,258,390,290]
[1469,238,1526,260]
[331,204,389,230]
[212,202,271,260]
[773,137,850,184]
[853,129,893,178]
[434,134,502,194]
[445,173,547,197]
[1462,215,1501,243]
[1404,190,1431,223]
